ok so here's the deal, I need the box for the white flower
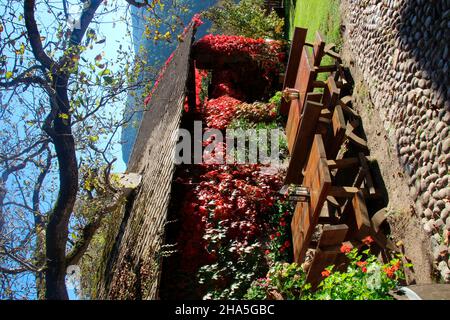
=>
[366,263,382,290]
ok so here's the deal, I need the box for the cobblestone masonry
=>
[341,0,450,281]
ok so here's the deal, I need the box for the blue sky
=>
[2,0,217,300]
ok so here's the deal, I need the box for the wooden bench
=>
[291,135,387,264]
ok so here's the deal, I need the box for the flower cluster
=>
[167,31,288,299]
[245,262,309,300]
[194,34,285,82]
[195,34,266,57]
[265,200,295,262]
[204,95,242,130]
[235,102,278,123]
[192,13,204,29]
[383,260,402,279]
[246,248,408,300]
[173,162,283,297]
[194,68,209,111]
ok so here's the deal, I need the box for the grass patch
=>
[287,0,343,81]
[290,0,342,48]
[284,0,296,40]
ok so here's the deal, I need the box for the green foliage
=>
[269,91,282,106]
[246,248,408,300]
[199,71,212,106]
[245,262,310,300]
[227,119,288,159]
[265,200,294,262]
[198,222,268,300]
[290,0,343,76]
[291,0,342,48]
[204,0,285,40]
[313,248,406,300]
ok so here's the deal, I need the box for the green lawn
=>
[288,0,342,51]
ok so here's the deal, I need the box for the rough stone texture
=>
[96,26,195,299]
[341,0,450,281]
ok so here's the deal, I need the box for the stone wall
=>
[96,27,194,299]
[341,0,450,281]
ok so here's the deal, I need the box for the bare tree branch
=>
[23,0,56,70]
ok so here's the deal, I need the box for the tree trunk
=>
[35,227,46,299]
[44,76,78,300]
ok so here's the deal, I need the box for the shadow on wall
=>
[396,0,449,110]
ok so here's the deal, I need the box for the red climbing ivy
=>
[203,95,242,130]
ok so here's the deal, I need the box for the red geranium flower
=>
[340,244,352,254]
[384,266,395,278]
[276,231,281,237]
[356,261,367,268]
[264,249,270,255]
[362,236,374,245]
[284,240,290,248]
[321,270,331,277]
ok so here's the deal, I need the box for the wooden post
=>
[312,32,325,67]
[291,135,332,263]
[285,99,324,184]
[280,28,308,115]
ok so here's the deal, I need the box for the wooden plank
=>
[285,100,323,184]
[339,96,359,118]
[346,126,369,151]
[286,92,322,152]
[306,224,348,289]
[312,31,325,67]
[316,65,338,73]
[359,153,376,195]
[327,158,360,170]
[318,225,349,248]
[296,48,317,113]
[326,105,346,159]
[286,98,301,153]
[285,46,321,150]
[280,27,308,115]
[341,191,372,240]
[291,135,331,263]
[322,76,341,112]
[328,186,360,198]
[312,80,327,88]
[371,208,387,234]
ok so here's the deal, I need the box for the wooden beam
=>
[306,224,348,290]
[292,135,332,264]
[312,31,326,67]
[327,158,360,170]
[328,186,360,198]
[359,153,376,195]
[285,100,324,184]
[280,27,308,115]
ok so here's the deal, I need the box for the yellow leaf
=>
[5,71,13,79]
[89,135,99,142]
[58,113,69,120]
